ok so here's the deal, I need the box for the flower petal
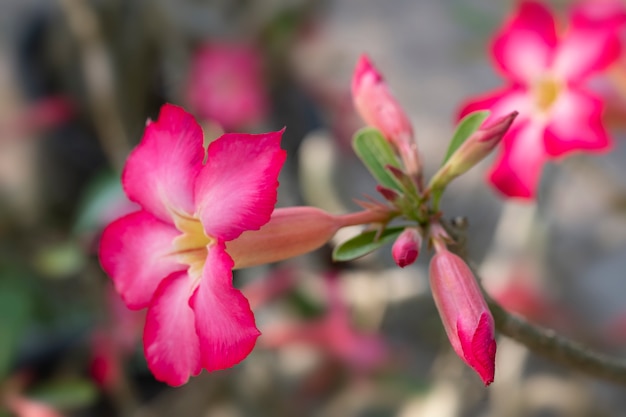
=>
[143,272,201,386]
[195,130,286,241]
[571,0,626,29]
[488,120,547,199]
[123,104,204,222]
[552,19,622,82]
[458,87,532,123]
[190,242,260,371]
[545,89,611,156]
[457,312,496,385]
[99,210,184,309]
[491,0,557,83]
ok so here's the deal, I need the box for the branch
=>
[58,0,131,172]
[486,293,626,386]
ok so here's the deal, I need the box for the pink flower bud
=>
[352,54,414,143]
[429,247,496,385]
[392,228,422,268]
[429,112,517,193]
[352,55,420,177]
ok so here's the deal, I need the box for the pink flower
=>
[429,245,496,385]
[99,104,286,386]
[0,96,74,140]
[186,43,269,130]
[90,285,143,389]
[261,273,387,371]
[5,396,65,417]
[459,0,622,199]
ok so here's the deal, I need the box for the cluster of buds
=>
[350,54,506,385]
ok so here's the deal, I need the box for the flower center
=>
[533,77,561,112]
[172,213,214,279]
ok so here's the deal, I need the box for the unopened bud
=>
[352,54,421,177]
[392,228,422,268]
[429,112,517,193]
[429,246,496,385]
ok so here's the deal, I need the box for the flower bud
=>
[226,207,342,269]
[352,54,420,177]
[429,112,517,193]
[391,228,422,268]
[429,247,496,385]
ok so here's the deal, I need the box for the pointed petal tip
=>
[352,54,382,95]
[471,312,497,386]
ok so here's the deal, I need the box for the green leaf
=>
[441,110,490,165]
[29,378,98,410]
[352,128,404,192]
[333,226,406,262]
[0,286,32,379]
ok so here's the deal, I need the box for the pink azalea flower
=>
[186,43,269,130]
[459,0,622,199]
[99,103,286,386]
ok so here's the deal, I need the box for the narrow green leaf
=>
[441,110,490,165]
[352,128,403,191]
[333,226,406,262]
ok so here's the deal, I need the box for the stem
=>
[487,293,626,386]
[59,0,131,172]
[335,209,392,228]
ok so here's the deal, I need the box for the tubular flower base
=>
[459,0,622,199]
[99,104,286,386]
[429,247,497,385]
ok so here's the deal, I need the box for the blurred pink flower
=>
[429,244,496,385]
[99,103,286,386]
[459,0,622,199]
[5,396,65,417]
[186,43,269,130]
[90,285,143,389]
[260,273,387,372]
[0,96,73,140]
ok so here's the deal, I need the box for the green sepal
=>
[352,128,404,192]
[441,110,490,165]
[332,226,406,262]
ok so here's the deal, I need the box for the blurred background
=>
[1,0,626,416]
